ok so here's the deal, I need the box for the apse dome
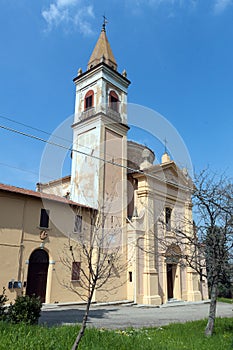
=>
[127,141,155,171]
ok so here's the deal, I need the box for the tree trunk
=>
[205,283,218,336]
[71,295,92,350]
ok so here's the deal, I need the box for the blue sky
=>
[0,0,232,190]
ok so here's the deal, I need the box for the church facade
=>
[0,26,208,305]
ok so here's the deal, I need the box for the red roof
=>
[0,183,90,208]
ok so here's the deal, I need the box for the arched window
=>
[84,90,94,110]
[165,207,172,231]
[109,90,119,112]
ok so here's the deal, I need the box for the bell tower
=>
[70,24,130,228]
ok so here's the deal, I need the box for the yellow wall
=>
[0,191,91,303]
[0,190,129,304]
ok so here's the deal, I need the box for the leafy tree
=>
[205,226,232,298]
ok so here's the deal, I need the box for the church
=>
[0,24,208,305]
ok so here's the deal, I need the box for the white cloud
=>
[213,0,232,14]
[57,0,78,7]
[42,0,95,35]
[73,5,94,36]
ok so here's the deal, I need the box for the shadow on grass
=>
[39,307,118,327]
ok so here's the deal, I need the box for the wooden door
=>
[167,264,174,299]
[26,249,49,303]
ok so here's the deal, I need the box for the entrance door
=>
[167,264,174,299]
[26,249,49,303]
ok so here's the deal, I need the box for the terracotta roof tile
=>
[0,182,91,208]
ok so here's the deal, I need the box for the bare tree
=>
[191,171,233,336]
[136,168,233,336]
[61,204,128,349]
[160,170,233,336]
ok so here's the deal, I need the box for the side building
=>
[0,183,94,303]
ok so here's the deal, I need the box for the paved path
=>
[39,301,232,329]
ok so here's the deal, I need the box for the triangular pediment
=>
[135,161,193,188]
[160,162,192,187]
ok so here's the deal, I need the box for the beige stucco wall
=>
[0,190,130,304]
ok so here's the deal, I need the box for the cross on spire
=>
[164,137,168,154]
[102,14,108,31]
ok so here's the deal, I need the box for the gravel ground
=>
[39,301,233,329]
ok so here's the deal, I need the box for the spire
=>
[87,20,117,71]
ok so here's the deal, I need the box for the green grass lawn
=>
[0,318,233,350]
[217,297,233,304]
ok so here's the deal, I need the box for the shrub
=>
[7,294,42,325]
[0,287,8,321]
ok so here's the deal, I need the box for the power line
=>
[0,123,192,191]
[0,162,56,182]
[0,114,118,159]
[0,114,71,143]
